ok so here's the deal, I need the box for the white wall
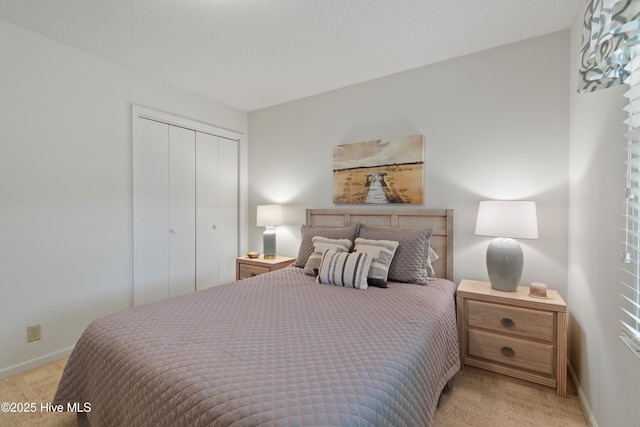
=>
[568,2,640,425]
[0,20,248,376]
[248,32,570,296]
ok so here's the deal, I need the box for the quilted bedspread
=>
[54,266,460,426]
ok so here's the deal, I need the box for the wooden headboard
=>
[306,208,454,281]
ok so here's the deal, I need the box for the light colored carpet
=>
[0,359,75,427]
[1,360,588,426]
[434,367,588,427]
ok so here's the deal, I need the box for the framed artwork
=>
[333,134,424,204]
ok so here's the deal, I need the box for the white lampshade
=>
[475,200,538,292]
[256,205,283,227]
[475,201,538,239]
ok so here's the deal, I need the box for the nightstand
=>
[236,255,296,280]
[456,279,567,397]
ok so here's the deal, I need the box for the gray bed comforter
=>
[54,266,460,426]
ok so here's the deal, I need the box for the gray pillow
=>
[294,224,359,268]
[357,225,434,284]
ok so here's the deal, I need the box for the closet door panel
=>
[135,118,170,305]
[133,106,240,305]
[217,136,238,284]
[195,132,220,290]
[168,126,196,297]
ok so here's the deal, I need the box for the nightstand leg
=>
[456,294,466,367]
[556,311,567,397]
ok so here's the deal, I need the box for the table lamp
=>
[474,200,538,291]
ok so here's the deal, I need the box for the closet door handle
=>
[170,228,176,234]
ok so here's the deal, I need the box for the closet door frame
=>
[132,104,241,306]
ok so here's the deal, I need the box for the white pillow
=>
[304,236,353,276]
[353,238,399,288]
[427,246,440,277]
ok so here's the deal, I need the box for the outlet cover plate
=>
[27,324,41,342]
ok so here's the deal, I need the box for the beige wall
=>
[0,19,248,376]
[248,31,570,297]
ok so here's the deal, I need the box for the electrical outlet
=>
[27,324,41,342]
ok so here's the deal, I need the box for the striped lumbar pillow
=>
[304,236,353,276]
[316,249,372,290]
[353,238,399,288]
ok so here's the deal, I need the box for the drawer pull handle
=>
[501,346,515,357]
[501,318,515,328]
[250,272,257,277]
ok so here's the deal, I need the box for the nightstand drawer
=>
[236,255,296,280]
[238,264,270,279]
[468,329,554,376]
[467,300,554,342]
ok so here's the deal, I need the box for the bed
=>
[54,208,460,426]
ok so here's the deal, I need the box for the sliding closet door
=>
[135,118,170,304]
[217,136,238,285]
[195,132,219,290]
[195,134,238,289]
[168,126,196,297]
[135,120,196,304]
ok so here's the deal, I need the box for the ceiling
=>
[0,0,582,112]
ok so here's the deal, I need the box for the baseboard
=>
[0,347,73,380]
[568,362,598,427]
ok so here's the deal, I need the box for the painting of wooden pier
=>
[333,135,424,204]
